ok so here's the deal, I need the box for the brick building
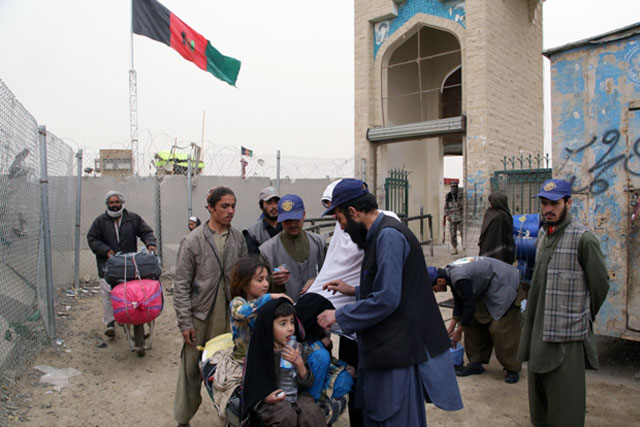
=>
[354,0,544,248]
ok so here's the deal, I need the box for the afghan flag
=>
[241,146,253,157]
[132,0,241,86]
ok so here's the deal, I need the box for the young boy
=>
[242,298,325,426]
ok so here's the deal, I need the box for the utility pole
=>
[129,2,139,175]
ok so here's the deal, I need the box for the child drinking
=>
[242,298,325,426]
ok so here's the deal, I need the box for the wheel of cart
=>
[121,321,156,357]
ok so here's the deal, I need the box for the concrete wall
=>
[548,32,640,341]
[78,176,336,279]
[354,0,544,250]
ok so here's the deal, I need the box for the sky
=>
[1,0,640,170]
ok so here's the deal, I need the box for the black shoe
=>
[505,371,519,384]
[455,362,484,377]
[104,321,115,338]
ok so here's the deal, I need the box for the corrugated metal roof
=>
[543,21,640,57]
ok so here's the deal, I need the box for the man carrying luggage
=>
[87,191,157,337]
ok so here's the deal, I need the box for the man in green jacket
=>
[173,186,248,426]
[518,179,609,427]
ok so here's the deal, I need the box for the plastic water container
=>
[279,337,298,402]
[450,343,464,367]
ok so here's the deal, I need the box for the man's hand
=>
[447,319,457,336]
[451,326,463,348]
[147,245,156,255]
[317,309,337,330]
[106,250,115,259]
[322,279,356,296]
[272,266,290,286]
[299,278,314,295]
[182,328,197,347]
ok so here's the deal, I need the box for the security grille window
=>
[382,26,461,129]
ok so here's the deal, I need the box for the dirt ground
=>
[3,245,640,427]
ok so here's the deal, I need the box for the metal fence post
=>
[187,154,193,219]
[155,177,163,263]
[38,126,56,341]
[74,149,83,290]
[276,150,281,192]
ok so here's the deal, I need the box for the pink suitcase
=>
[111,279,163,325]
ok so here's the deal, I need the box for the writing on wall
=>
[565,129,640,194]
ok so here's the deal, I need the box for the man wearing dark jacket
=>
[87,191,157,337]
[433,256,522,383]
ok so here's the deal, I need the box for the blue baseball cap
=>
[427,266,438,286]
[534,179,572,201]
[278,194,305,222]
[323,178,369,216]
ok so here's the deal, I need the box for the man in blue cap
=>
[316,179,462,427]
[518,179,609,426]
[259,194,325,302]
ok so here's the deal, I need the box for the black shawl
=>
[241,298,303,419]
[295,293,334,343]
[478,192,515,264]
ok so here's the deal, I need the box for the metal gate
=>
[384,168,409,218]
[490,154,551,214]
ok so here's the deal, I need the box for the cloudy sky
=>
[0,0,639,167]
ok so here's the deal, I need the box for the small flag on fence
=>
[241,146,253,157]
[132,0,241,86]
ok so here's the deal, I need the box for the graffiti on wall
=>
[564,129,640,194]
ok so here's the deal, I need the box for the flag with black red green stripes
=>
[132,0,241,86]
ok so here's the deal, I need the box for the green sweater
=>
[517,213,609,373]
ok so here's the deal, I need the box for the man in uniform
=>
[317,179,462,426]
[433,256,522,383]
[87,191,156,337]
[259,194,325,303]
[243,186,282,255]
[173,186,248,426]
[518,179,609,426]
[444,182,464,254]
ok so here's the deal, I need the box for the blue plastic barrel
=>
[515,236,537,260]
[513,214,542,238]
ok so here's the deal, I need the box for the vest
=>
[259,231,325,302]
[246,220,277,246]
[539,221,591,342]
[359,215,450,370]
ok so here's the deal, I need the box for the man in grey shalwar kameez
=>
[317,179,462,426]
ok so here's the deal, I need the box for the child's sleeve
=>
[296,354,314,390]
[230,294,272,320]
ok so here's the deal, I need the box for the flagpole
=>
[129,0,139,175]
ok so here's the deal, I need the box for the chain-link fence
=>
[0,80,77,374]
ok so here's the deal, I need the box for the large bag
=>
[104,252,161,286]
[111,279,163,325]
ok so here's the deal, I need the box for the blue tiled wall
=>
[374,0,465,58]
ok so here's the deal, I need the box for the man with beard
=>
[445,182,464,254]
[243,186,282,255]
[518,179,609,427]
[317,179,462,426]
[259,194,325,302]
[305,180,399,427]
[87,191,157,337]
[173,186,248,426]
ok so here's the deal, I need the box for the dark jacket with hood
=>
[87,209,157,278]
[478,192,515,264]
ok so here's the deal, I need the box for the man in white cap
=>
[243,186,282,255]
[87,191,157,337]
